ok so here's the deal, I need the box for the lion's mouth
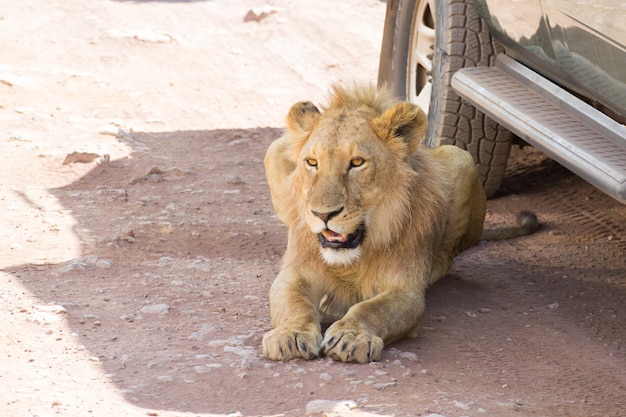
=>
[318,223,365,249]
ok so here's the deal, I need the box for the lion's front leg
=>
[262,271,323,361]
[321,289,425,363]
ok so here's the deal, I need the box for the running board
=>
[452,54,626,204]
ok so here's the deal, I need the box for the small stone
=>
[305,400,357,415]
[139,304,170,315]
[195,354,216,361]
[99,124,121,136]
[59,256,112,272]
[223,345,256,357]
[452,400,471,410]
[193,366,212,374]
[95,259,113,268]
[240,356,253,369]
[58,261,86,273]
[373,381,398,390]
[62,152,102,165]
[399,352,419,362]
[293,367,307,376]
[27,311,62,324]
[120,314,135,322]
[157,375,174,382]
[188,323,216,341]
[208,336,244,347]
[147,173,164,183]
[147,360,161,368]
[38,305,67,315]
[243,6,278,23]
[319,372,333,381]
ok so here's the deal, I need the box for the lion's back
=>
[421,145,486,283]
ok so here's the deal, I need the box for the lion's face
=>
[298,111,397,264]
[284,90,427,266]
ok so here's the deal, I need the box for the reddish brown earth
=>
[1,1,625,417]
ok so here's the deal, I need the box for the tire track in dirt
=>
[496,146,626,265]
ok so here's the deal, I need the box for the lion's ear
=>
[286,101,321,134]
[371,102,427,157]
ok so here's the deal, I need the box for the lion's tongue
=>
[322,229,348,243]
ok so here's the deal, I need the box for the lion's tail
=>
[481,211,540,241]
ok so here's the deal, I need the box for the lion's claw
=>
[262,326,322,361]
[321,322,384,363]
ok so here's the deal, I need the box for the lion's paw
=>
[321,321,384,363]
[262,325,322,361]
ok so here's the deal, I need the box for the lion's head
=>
[281,85,428,266]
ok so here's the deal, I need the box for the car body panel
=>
[474,0,626,121]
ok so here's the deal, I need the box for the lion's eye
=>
[350,157,365,168]
[306,158,318,167]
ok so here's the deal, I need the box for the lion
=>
[262,84,534,363]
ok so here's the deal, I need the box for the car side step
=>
[452,54,626,204]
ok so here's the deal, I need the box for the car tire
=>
[379,0,513,197]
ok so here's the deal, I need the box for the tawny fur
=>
[262,84,487,363]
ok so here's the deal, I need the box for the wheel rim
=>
[408,0,436,114]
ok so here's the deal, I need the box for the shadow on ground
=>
[5,136,626,416]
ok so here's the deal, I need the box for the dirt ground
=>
[1,1,625,416]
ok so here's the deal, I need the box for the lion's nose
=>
[311,207,343,223]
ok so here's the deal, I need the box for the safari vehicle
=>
[378,0,626,202]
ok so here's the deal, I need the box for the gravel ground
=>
[1,1,625,416]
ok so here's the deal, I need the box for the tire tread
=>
[429,0,512,197]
